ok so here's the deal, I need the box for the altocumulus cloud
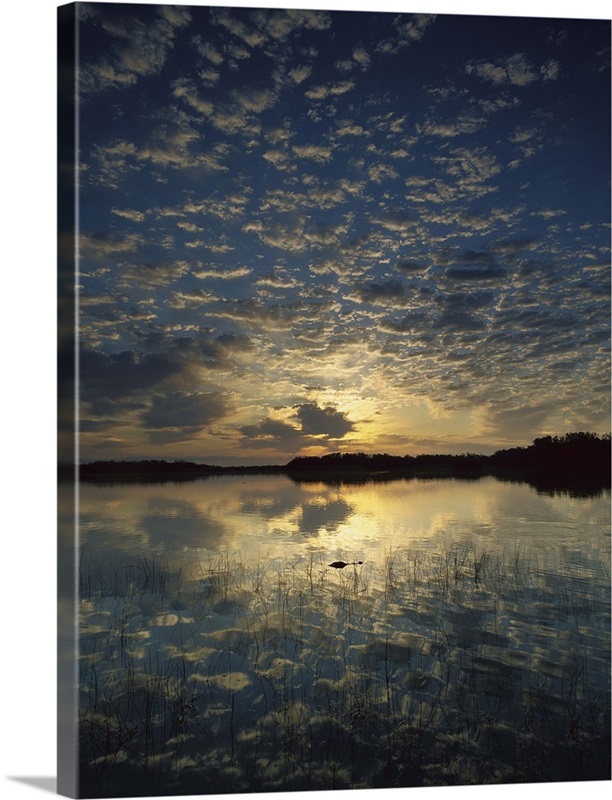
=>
[73,6,610,461]
[79,3,191,94]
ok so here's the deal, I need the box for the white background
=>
[0,1,609,798]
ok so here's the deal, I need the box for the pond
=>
[74,474,611,796]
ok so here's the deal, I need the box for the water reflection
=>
[77,475,611,796]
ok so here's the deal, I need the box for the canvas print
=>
[57,2,611,797]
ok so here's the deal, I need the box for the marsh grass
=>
[77,543,611,796]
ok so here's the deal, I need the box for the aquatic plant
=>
[77,543,611,796]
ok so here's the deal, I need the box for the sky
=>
[67,0,611,466]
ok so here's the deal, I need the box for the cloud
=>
[239,402,355,453]
[239,417,301,447]
[90,126,229,180]
[375,212,418,232]
[352,280,409,307]
[242,215,352,254]
[433,308,487,333]
[111,208,146,223]
[395,14,436,42]
[335,122,367,137]
[194,266,251,280]
[88,140,141,189]
[262,149,292,170]
[395,259,429,274]
[421,114,486,138]
[73,8,609,461]
[438,290,496,312]
[367,163,399,183]
[192,35,224,66]
[117,258,192,289]
[445,266,507,282]
[292,143,333,163]
[184,188,251,219]
[540,60,560,80]
[479,400,558,438]
[437,146,502,184]
[174,78,276,140]
[79,4,191,94]
[531,208,567,220]
[80,231,143,258]
[141,391,230,439]
[233,87,278,113]
[456,249,497,267]
[352,46,371,70]
[467,54,560,86]
[294,403,355,438]
[419,146,502,202]
[171,78,214,116]
[260,185,346,212]
[199,68,221,86]
[490,236,539,255]
[255,268,300,290]
[208,106,260,138]
[138,124,206,169]
[289,65,312,84]
[253,7,331,41]
[212,8,266,48]
[79,328,255,425]
[212,7,331,51]
[376,13,436,54]
[305,80,355,100]
[381,310,431,334]
[79,349,181,415]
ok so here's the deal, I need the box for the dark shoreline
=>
[60,432,611,497]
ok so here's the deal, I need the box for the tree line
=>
[285,432,611,491]
[72,432,610,493]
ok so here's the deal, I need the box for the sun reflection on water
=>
[76,475,610,795]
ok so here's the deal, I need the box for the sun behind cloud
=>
[72,4,610,465]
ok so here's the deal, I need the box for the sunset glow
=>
[68,2,611,465]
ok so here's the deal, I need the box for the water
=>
[75,475,611,796]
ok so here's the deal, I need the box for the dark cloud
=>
[80,349,180,412]
[294,403,355,438]
[353,280,409,306]
[134,331,254,373]
[80,231,143,258]
[490,236,539,255]
[178,332,254,368]
[239,418,305,451]
[433,309,487,332]
[437,290,496,311]
[140,497,229,550]
[73,6,610,459]
[381,310,432,334]
[80,338,245,440]
[299,498,354,535]
[395,259,429,274]
[482,401,558,438]
[445,267,507,281]
[455,249,497,267]
[142,391,230,440]
[376,212,418,232]
[240,402,355,452]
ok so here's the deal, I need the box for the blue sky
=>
[70,1,610,465]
